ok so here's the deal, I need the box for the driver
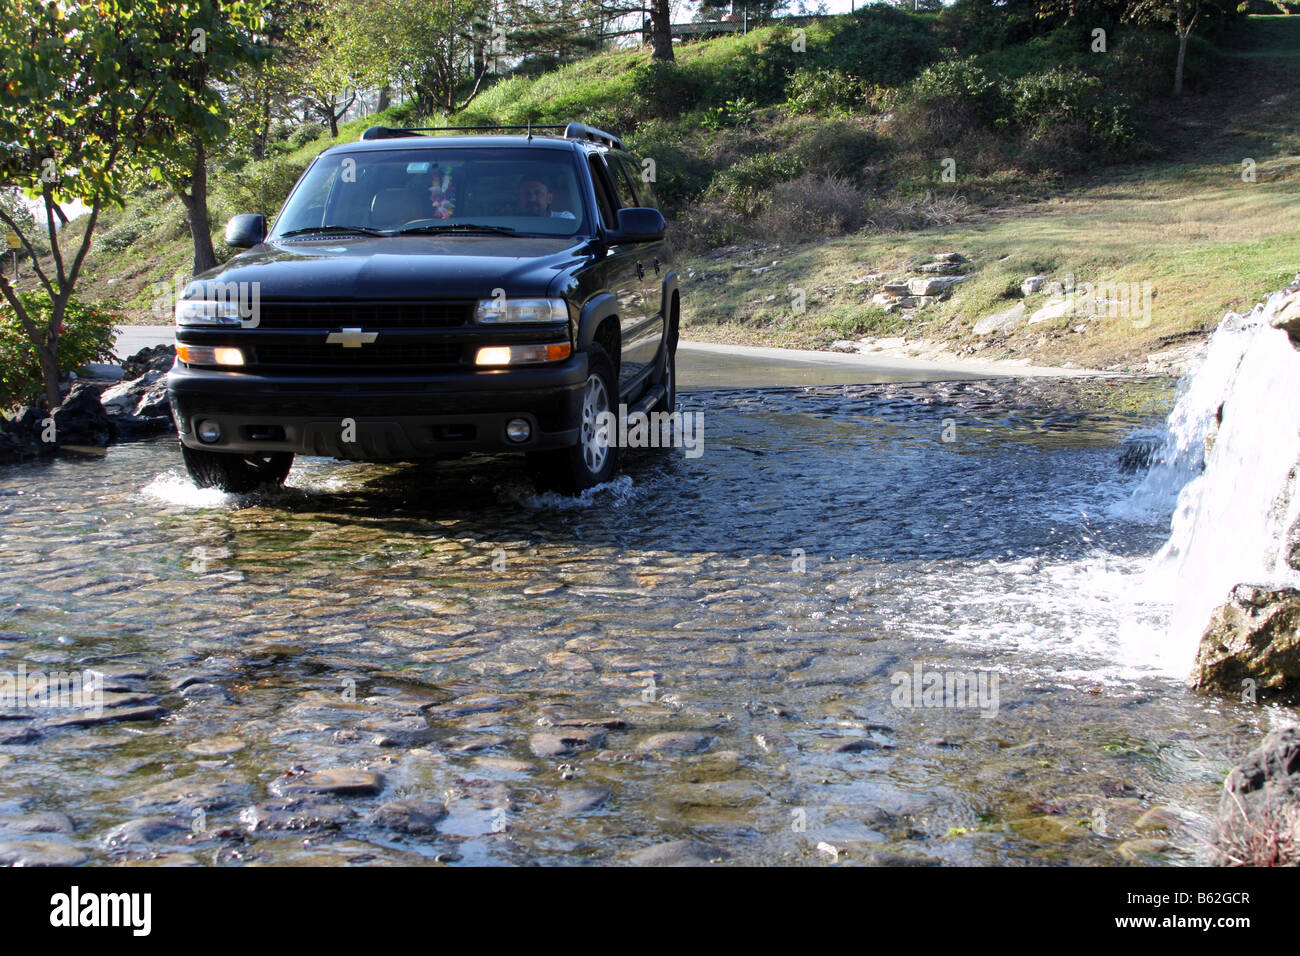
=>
[518,176,575,219]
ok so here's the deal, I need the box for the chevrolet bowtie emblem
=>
[326,328,378,348]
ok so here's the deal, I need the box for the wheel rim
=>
[580,373,611,475]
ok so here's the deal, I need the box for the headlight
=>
[176,344,245,366]
[474,297,567,324]
[176,299,245,328]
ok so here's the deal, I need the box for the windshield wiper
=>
[277,225,390,238]
[394,223,518,236]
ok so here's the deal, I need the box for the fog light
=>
[505,418,532,443]
[196,419,222,443]
[475,342,572,366]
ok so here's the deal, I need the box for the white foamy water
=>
[1127,289,1300,666]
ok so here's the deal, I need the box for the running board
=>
[628,384,667,416]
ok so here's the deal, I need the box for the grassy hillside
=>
[30,11,1300,372]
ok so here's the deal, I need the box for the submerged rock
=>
[629,838,726,866]
[1192,585,1300,702]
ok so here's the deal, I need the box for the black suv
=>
[167,122,678,493]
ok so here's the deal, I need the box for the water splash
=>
[1130,288,1300,665]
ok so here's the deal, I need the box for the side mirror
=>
[606,207,665,244]
[225,213,267,248]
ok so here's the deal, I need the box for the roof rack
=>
[358,122,625,151]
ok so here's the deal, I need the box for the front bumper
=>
[167,355,588,459]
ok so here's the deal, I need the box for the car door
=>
[612,151,669,338]
[592,154,659,393]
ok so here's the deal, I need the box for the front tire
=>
[532,344,619,494]
[180,444,294,493]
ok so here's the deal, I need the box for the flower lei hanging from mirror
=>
[429,165,455,219]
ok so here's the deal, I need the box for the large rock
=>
[907,275,964,297]
[122,344,176,379]
[1216,724,1300,865]
[1021,274,1048,296]
[1192,584,1300,702]
[101,366,174,438]
[50,383,112,448]
[1269,289,1300,348]
[973,302,1026,336]
[0,406,53,464]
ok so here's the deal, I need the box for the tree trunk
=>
[39,338,60,411]
[1174,32,1188,96]
[327,106,339,139]
[650,0,675,61]
[179,141,217,276]
[377,85,392,112]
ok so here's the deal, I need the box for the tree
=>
[318,0,494,116]
[581,0,678,60]
[0,0,264,409]
[1126,0,1235,94]
[140,3,269,276]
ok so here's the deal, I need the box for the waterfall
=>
[1131,286,1300,667]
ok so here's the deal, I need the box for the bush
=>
[214,154,310,217]
[632,61,706,119]
[783,69,877,116]
[754,173,870,239]
[289,123,326,148]
[0,293,120,409]
[819,6,942,86]
[710,153,806,215]
[626,120,716,213]
[904,58,1003,142]
[788,118,883,177]
[1004,68,1136,157]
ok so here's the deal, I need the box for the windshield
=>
[271,147,590,239]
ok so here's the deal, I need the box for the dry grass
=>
[1214,787,1300,867]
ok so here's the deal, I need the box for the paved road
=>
[113,326,1088,390]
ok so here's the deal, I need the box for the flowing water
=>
[0,339,1295,865]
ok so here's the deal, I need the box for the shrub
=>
[909,59,1002,128]
[632,61,705,119]
[754,173,870,239]
[289,123,326,148]
[670,199,747,253]
[710,153,806,215]
[214,154,311,217]
[788,119,883,177]
[783,68,877,116]
[819,6,942,86]
[1004,68,1136,157]
[626,120,716,213]
[0,293,120,409]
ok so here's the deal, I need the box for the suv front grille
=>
[254,301,473,330]
[253,342,464,368]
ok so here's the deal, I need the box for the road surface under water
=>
[0,373,1280,866]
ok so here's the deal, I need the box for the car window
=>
[603,156,639,210]
[587,155,619,229]
[272,147,590,237]
[614,154,657,209]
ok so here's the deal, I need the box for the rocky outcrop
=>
[100,369,172,438]
[50,383,113,448]
[1215,724,1300,866]
[1269,284,1300,348]
[0,345,175,464]
[1192,584,1300,703]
